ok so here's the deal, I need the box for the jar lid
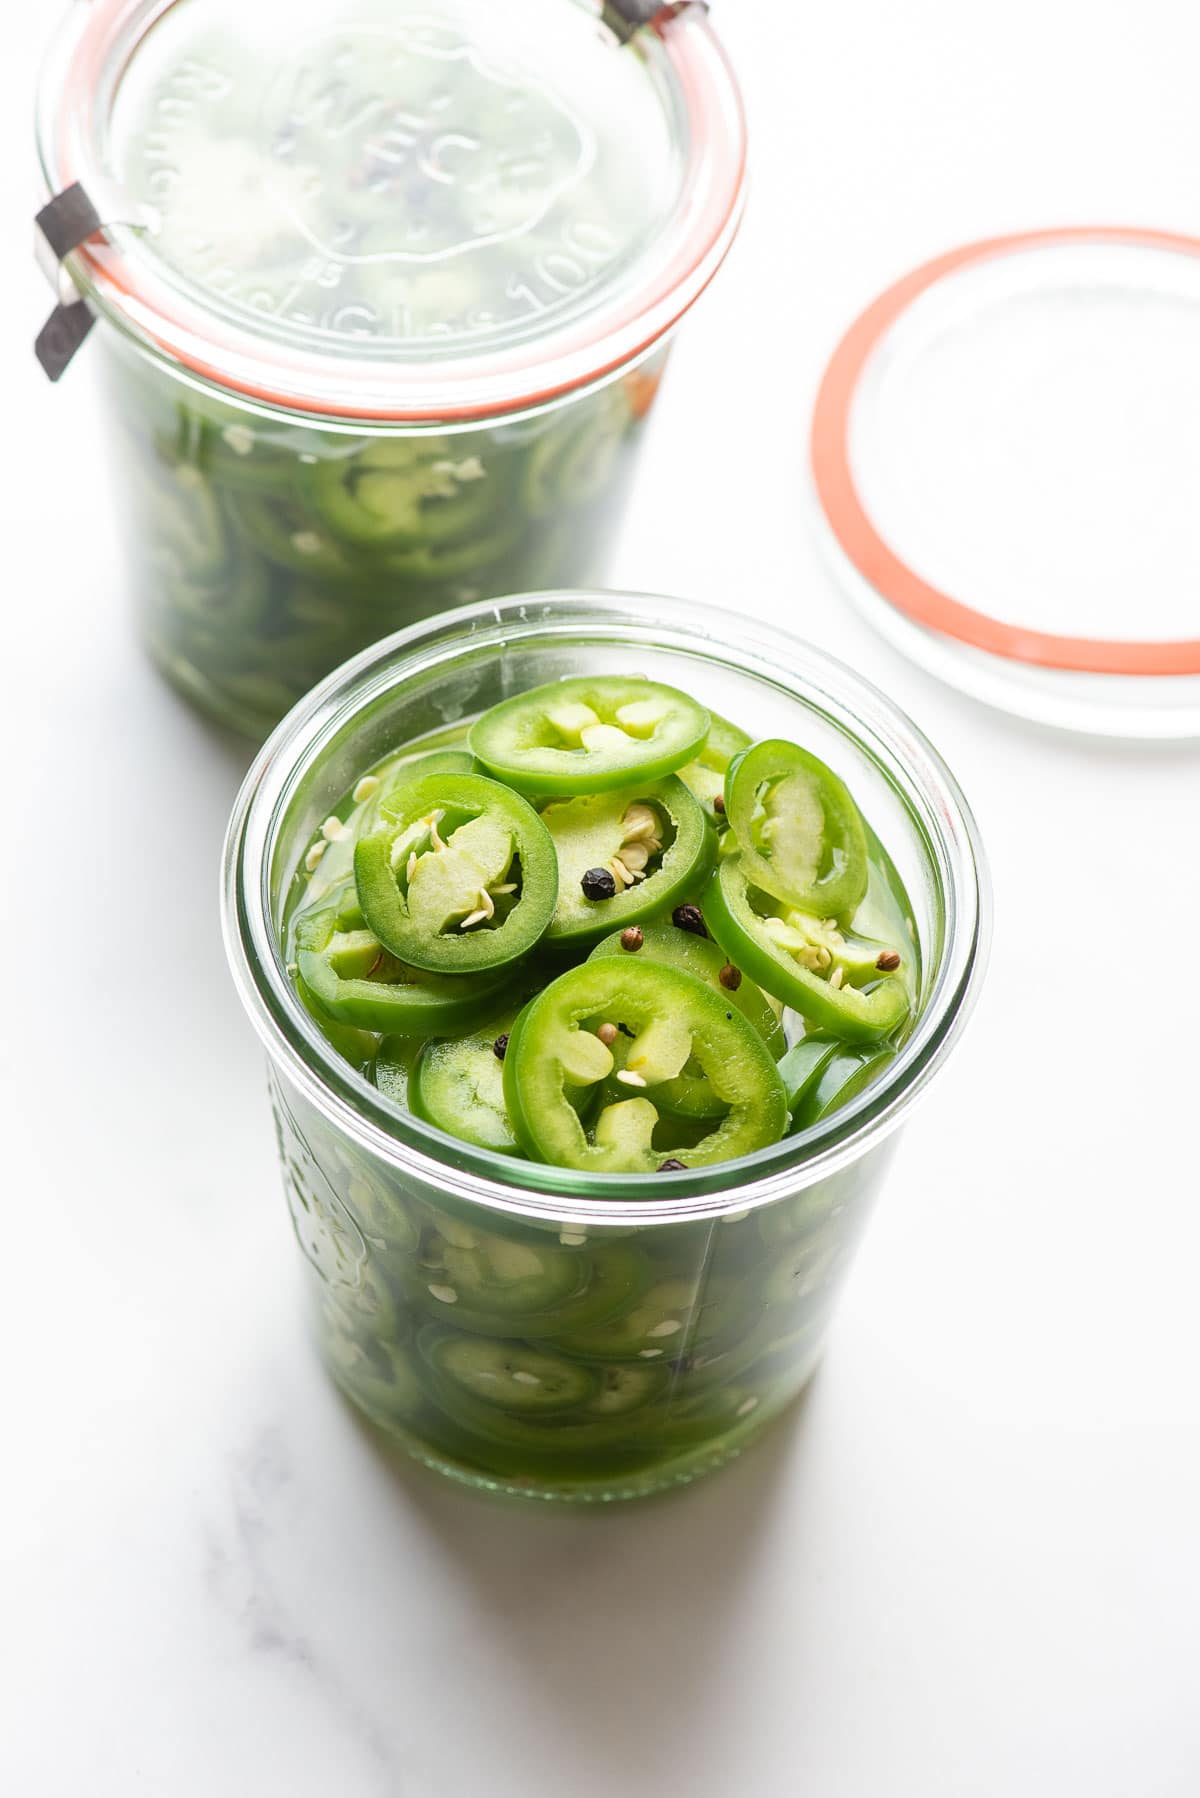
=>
[812,228,1200,738]
[37,0,745,421]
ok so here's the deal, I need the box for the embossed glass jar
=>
[222,593,990,1503]
[37,0,746,738]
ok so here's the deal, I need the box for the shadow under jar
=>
[36,0,746,739]
[223,593,990,1504]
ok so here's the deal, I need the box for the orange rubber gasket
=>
[811,227,1200,677]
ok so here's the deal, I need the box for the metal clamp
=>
[34,180,158,382]
[603,2,709,46]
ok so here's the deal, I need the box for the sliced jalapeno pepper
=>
[384,748,478,781]
[503,959,788,1173]
[581,1362,670,1415]
[555,1275,744,1362]
[327,1336,427,1429]
[649,1383,768,1448]
[677,710,752,821]
[296,973,379,1075]
[589,919,784,1055]
[776,1036,840,1113]
[419,1328,602,1415]
[354,773,557,974]
[294,904,510,1036]
[415,1222,652,1339]
[411,1018,519,1156]
[520,385,631,517]
[469,676,710,797]
[316,1260,401,1347]
[418,1380,660,1460]
[705,857,910,1044]
[540,776,713,947]
[790,1044,899,1132]
[589,919,784,1119]
[761,1232,843,1309]
[337,1155,421,1256]
[305,438,508,551]
[225,489,365,581]
[197,414,309,494]
[143,462,230,582]
[725,739,869,922]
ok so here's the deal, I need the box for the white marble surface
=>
[6,4,1200,1793]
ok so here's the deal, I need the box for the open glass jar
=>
[223,593,989,1503]
[36,1,746,738]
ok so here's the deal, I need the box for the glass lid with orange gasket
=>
[812,228,1200,739]
[36,0,746,421]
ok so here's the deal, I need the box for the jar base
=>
[331,1355,822,1506]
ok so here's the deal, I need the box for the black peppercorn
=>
[658,1158,688,1173]
[492,1034,509,1061]
[581,866,618,901]
[672,903,706,938]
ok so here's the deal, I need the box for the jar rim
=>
[37,0,747,422]
[222,593,991,1225]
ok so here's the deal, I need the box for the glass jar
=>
[36,1,745,739]
[223,593,989,1502]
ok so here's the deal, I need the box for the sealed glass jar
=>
[36,1,745,737]
[222,593,989,1503]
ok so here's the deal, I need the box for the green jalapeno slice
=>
[305,438,508,551]
[413,1217,653,1339]
[224,489,366,581]
[520,385,632,517]
[554,1275,745,1362]
[503,959,788,1173]
[469,676,710,797]
[790,1044,899,1133]
[589,919,784,1053]
[540,776,712,947]
[354,774,557,975]
[419,1328,602,1416]
[677,710,752,821]
[416,1380,664,1460]
[588,919,784,1119]
[294,904,509,1037]
[776,1036,841,1113]
[410,1017,520,1156]
[724,739,870,922]
[705,857,910,1044]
